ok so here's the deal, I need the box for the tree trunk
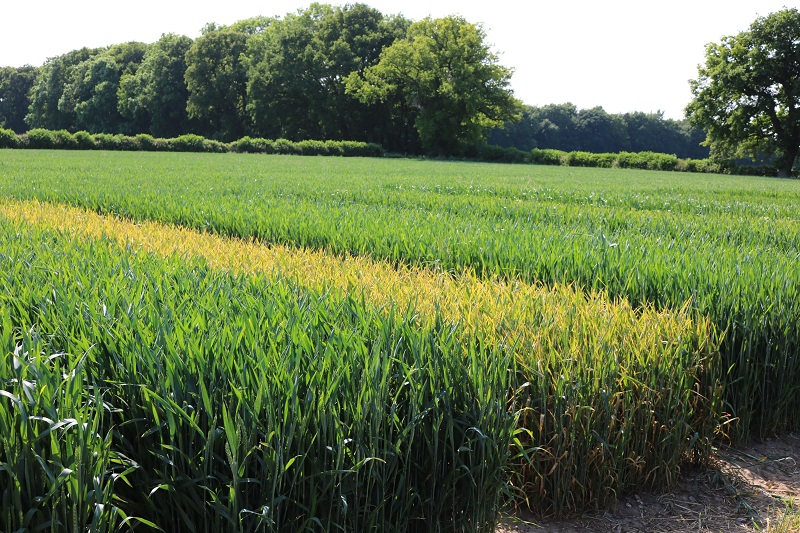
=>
[777,147,799,178]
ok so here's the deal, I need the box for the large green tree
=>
[0,65,38,132]
[26,48,100,130]
[347,16,519,155]
[119,33,194,138]
[687,8,800,176]
[185,28,251,141]
[244,3,408,142]
[58,42,147,134]
[574,107,629,154]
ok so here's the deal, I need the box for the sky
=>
[2,0,797,120]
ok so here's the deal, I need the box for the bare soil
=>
[497,433,800,533]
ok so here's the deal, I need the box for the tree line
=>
[0,2,705,158]
[0,4,522,156]
[489,104,710,159]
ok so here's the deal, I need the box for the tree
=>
[487,105,540,151]
[347,16,519,155]
[119,33,194,138]
[574,106,628,153]
[26,48,100,130]
[58,42,147,134]
[528,103,580,152]
[687,8,800,176]
[0,65,38,132]
[185,29,251,141]
[244,3,408,142]
[489,104,710,159]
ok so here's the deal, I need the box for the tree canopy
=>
[0,65,38,133]
[1,3,714,160]
[26,48,100,131]
[119,33,194,138]
[185,29,251,141]
[488,104,709,159]
[346,16,519,155]
[244,3,408,142]
[687,8,800,176]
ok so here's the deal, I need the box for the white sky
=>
[2,0,796,119]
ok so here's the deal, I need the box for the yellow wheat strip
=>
[0,198,708,359]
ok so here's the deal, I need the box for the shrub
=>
[202,139,229,153]
[166,134,207,152]
[25,128,59,149]
[323,140,345,157]
[642,151,678,171]
[614,151,648,169]
[52,130,78,149]
[296,139,329,156]
[0,128,18,148]
[272,138,301,155]
[679,158,723,174]
[478,145,529,163]
[530,148,567,166]
[344,141,383,157]
[73,131,96,150]
[231,136,275,154]
[565,151,616,168]
[615,151,678,171]
[165,134,227,153]
[134,133,167,152]
[93,133,140,151]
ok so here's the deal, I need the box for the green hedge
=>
[0,127,783,176]
[0,128,17,148]
[529,147,567,166]
[3,129,384,158]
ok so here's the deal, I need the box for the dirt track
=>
[498,433,800,532]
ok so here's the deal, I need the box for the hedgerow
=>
[0,128,783,176]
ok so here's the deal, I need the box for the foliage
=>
[687,8,800,176]
[0,66,38,133]
[623,110,704,157]
[73,130,96,149]
[185,30,251,141]
[347,16,519,155]
[25,47,101,130]
[231,135,276,153]
[10,4,726,158]
[3,128,390,157]
[0,126,769,174]
[0,128,17,148]
[59,56,123,133]
[574,106,629,153]
[614,151,679,171]
[244,3,409,143]
[1,151,797,443]
[25,128,78,149]
[529,147,567,165]
[1,198,722,521]
[166,133,227,153]
[92,132,140,151]
[56,42,148,134]
[118,33,194,138]
[491,103,711,159]
[133,133,160,151]
[475,144,530,163]
[0,216,518,530]
[564,150,615,168]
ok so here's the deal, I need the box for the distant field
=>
[1,149,799,529]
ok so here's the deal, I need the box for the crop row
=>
[0,151,797,438]
[0,204,717,528]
